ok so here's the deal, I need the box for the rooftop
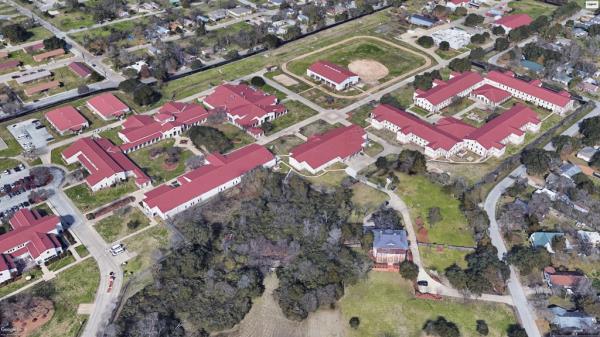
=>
[0,209,61,260]
[45,106,88,133]
[487,70,572,107]
[308,60,358,85]
[87,93,130,118]
[415,71,484,106]
[494,14,533,29]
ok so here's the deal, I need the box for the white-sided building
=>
[306,60,360,91]
[413,71,484,113]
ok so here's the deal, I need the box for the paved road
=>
[483,102,600,337]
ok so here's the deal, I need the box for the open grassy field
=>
[299,119,340,137]
[265,135,305,155]
[64,180,137,213]
[95,206,151,243]
[10,66,100,102]
[47,253,77,272]
[70,17,149,48]
[28,259,99,337]
[127,139,192,183]
[350,182,389,222]
[340,272,516,337]
[0,268,43,298]
[286,37,427,86]
[395,172,475,247]
[508,0,555,18]
[419,246,469,274]
[265,100,318,136]
[213,123,255,150]
[0,157,22,171]
[122,225,170,277]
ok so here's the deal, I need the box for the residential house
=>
[24,81,60,97]
[530,232,570,253]
[577,230,600,247]
[208,9,228,21]
[288,124,367,174]
[372,229,409,265]
[408,14,438,27]
[543,266,587,292]
[493,14,533,32]
[227,6,252,17]
[32,48,65,63]
[549,307,597,330]
[576,146,597,162]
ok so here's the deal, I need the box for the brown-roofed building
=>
[23,42,44,54]
[0,51,8,59]
[0,60,21,71]
[24,80,60,96]
[68,61,93,78]
[543,266,587,293]
[32,48,65,63]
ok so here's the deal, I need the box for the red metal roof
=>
[68,61,93,77]
[143,144,274,215]
[290,124,365,169]
[62,137,150,188]
[372,105,464,151]
[24,80,60,96]
[0,209,61,260]
[308,60,358,85]
[0,60,20,70]
[0,254,15,272]
[87,93,129,118]
[494,14,533,29]
[465,103,540,149]
[32,48,65,62]
[203,84,286,127]
[45,106,88,133]
[487,70,572,107]
[415,71,484,106]
[544,267,586,287]
[471,84,511,103]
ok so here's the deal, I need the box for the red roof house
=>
[24,80,60,96]
[485,70,573,114]
[307,60,360,91]
[0,209,63,277]
[0,60,20,71]
[68,61,93,78]
[470,84,511,106]
[45,106,89,135]
[86,93,130,120]
[62,137,150,191]
[142,144,276,219]
[32,48,65,63]
[414,71,484,113]
[202,84,287,137]
[118,101,209,153]
[289,124,366,174]
[543,266,587,291]
[494,14,533,32]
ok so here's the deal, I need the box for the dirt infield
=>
[348,59,389,84]
[273,74,299,87]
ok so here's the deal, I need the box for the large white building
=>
[306,60,360,91]
[413,71,484,113]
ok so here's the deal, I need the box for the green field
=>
[395,172,475,247]
[508,0,555,18]
[70,18,149,48]
[64,180,137,213]
[0,268,43,298]
[10,66,100,102]
[287,39,427,85]
[350,182,389,222]
[28,259,99,337]
[265,100,318,135]
[340,272,516,337]
[122,226,170,277]
[95,206,151,243]
[419,246,469,273]
[127,139,192,184]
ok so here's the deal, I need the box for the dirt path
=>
[281,35,434,100]
[215,274,347,337]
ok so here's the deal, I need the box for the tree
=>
[263,34,281,49]
[260,121,274,133]
[133,84,160,106]
[427,207,442,226]
[180,0,190,8]
[399,260,419,281]
[250,76,266,87]
[476,320,489,336]
[370,206,403,229]
[454,7,467,16]
[423,316,460,337]
[42,36,67,50]
[506,245,551,275]
[380,93,404,109]
[190,59,203,70]
[349,317,360,329]
[187,126,233,153]
[224,49,240,60]
[375,156,389,170]
[1,24,29,43]
[507,324,527,337]
[579,116,600,146]
[396,150,427,175]
[449,57,471,72]
[551,235,567,253]
[590,152,600,169]
[493,37,508,52]
[492,25,505,36]
[520,148,557,176]
[468,47,486,60]
[552,135,578,156]
[417,36,434,48]
[470,33,486,44]
[464,13,484,27]
[439,41,450,51]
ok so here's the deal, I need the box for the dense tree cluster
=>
[506,245,552,275]
[520,148,559,176]
[579,116,600,146]
[42,36,67,50]
[187,125,233,153]
[448,57,471,72]
[417,35,434,48]
[522,42,562,66]
[494,37,510,51]
[423,316,460,337]
[369,205,403,229]
[109,171,371,335]
[117,78,160,106]
[1,23,30,43]
[413,69,442,90]
[464,14,484,27]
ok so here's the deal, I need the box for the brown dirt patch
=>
[416,224,429,243]
[273,74,299,87]
[162,161,178,171]
[348,59,389,84]
[7,297,54,337]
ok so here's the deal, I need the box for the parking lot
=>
[8,118,54,152]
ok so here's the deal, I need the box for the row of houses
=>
[371,103,541,158]
[414,70,574,115]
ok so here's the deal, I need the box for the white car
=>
[110,244,125,256]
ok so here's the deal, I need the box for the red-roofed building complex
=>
[87,93,130,120]
[371,103,541,158]
[62,137,151,191]
[445,0,469,11]
[289,125,367,174]
[45,106,89,135]
[118,101,209,153]
[414,71,484,113]
[485,70,574,114]
[203,84,287,138]
[68,61,93,78]
[142,144,276,219]
[0,209,63,283]
[307,60,360,91]
[470,84,511,107]
[493,14,533,33]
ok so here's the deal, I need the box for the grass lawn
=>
[74,245,89,258]
[304,162,348,187]
[442,98,475,116]
[122,226,170,278]
[25,25,54,42]
[350,182,389,222]
[265,135,305,155]
[10,66,99,102]
[127,139,192,183]
[0,157,22,171]
[47,253,76,272]
[265,100,318,136]
[0,268,43,299]
[46,9,96,31]
[64,180,137,213]
[419,246,469,274]
[348,105,372,127]
[435,48,464,60]
[508,0,555,18]
[299,119,340,137]
[409,105,431,117]
[258,83,287,101]
[50,144,80,171]
[95,207,151,243]
[340,272,516,337]
[97,126,123,145]
[364,140,383,157]
[28,259,99,337]
[210,124,254,150]
[395,172,475,247]
[70,17,148,48]
[287,38,427,86]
